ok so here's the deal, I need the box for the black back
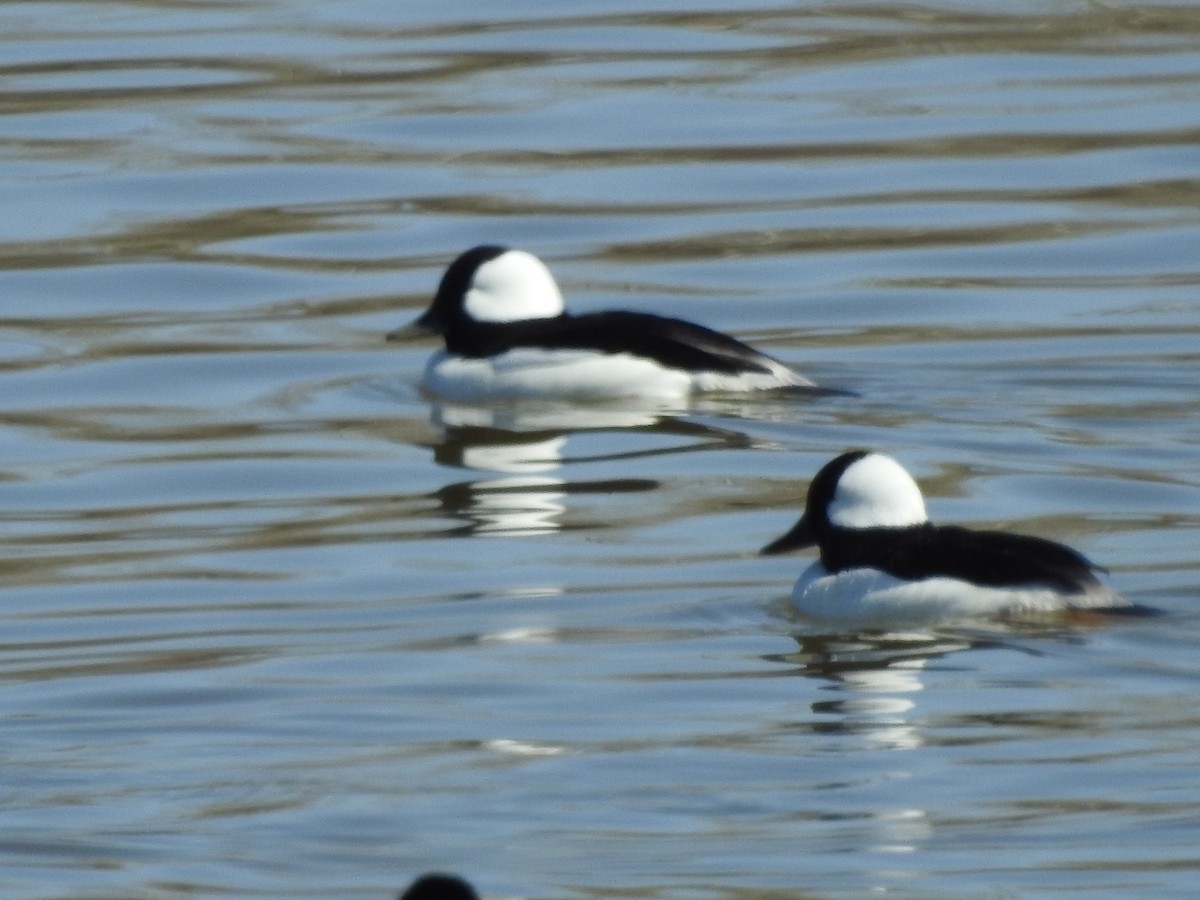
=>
[820,523,1104,594]
[448,310,788,374]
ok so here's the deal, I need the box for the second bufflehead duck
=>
[399,874,479,900]
[389,245,817,402]
[761,450,1133,625]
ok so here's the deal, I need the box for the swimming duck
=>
[762,450,1132,624]
[389,245,817,402]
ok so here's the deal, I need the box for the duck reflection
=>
[431,399,675,433]
[769,629,981,858]
[427,401,672,538]
[775,623,1094,864]
[426,400,758,538]
[783,624,1070,743]
[433,430,569,537]
[788,631,975,751]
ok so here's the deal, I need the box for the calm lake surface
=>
[2,2,1199,898]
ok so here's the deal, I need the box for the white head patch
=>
[463,250,565,323]
[827,453,928,529]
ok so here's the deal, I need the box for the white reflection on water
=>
[485,737,568,757]
[2,0,1199,895]
[456,474,567,537]
[823,659,928,753]
[431,400,673,433]
[425,400,759,537]
[430,405,575,536]
[783,632,978,856]
[427,408,566,536]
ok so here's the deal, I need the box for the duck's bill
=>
[760,515,816,555]
[386,310,442,343]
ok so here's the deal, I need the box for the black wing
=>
[450,310,786,376]
[823,524,1104,594]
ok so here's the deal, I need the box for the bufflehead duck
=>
[761,450,1133,624]
[388,245,817,402]
[399,874,478,900]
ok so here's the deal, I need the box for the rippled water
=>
[2,2,1200,899]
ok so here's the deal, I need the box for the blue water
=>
[1,3,1199,899]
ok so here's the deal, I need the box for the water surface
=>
[1,2,1199,899]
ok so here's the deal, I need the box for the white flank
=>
[425,348,693,402]
[424,348,810,402]
[791,563,1119,625]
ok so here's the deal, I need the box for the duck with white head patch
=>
[761,450,1141,625]
[388,245,818,402]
